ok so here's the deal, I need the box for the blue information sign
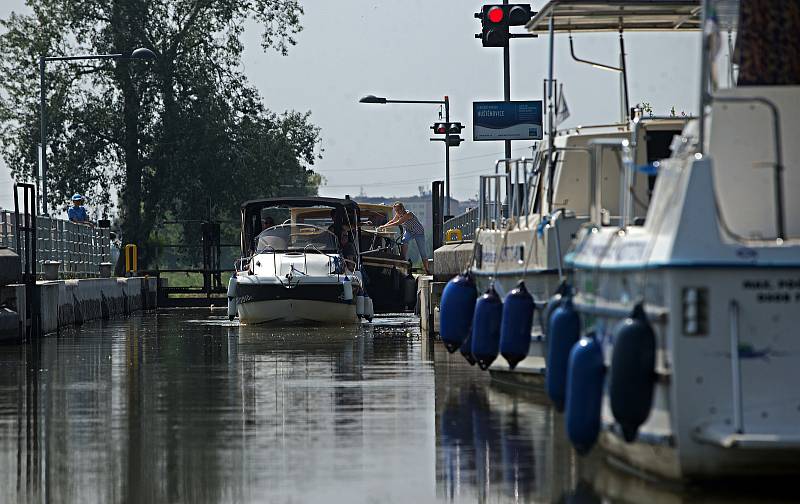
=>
[472,101,543,141]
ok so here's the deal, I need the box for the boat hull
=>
[238,298,358,325]
[235,274,359,325]
[571,262,800,480]
[362,256,412,313]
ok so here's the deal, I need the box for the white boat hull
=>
[238,298,358,325]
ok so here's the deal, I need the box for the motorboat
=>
[563,0,800,479]
[357,203,415,312]
[458,0,698,379]
[228,197,372,325]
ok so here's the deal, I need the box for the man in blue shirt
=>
[67,193,90,223]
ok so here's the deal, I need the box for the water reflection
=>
[0,311,797,503]
[434,346,579,503]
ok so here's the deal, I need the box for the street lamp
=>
[358,94,452,215]
[39,47,156,214]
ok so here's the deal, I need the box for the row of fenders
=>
[439,272,656,455]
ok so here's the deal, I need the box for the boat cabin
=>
[240,197,361,260]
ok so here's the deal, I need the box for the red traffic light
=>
[432,122,465,135]
[487,6,504,23]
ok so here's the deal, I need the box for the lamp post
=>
[359,94,452,215]
[39,47,156,214]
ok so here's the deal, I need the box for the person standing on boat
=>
[379,202,430,274]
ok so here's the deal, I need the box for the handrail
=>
[443,208,480,241]
[540,145,595,219]
[479,174,509,229]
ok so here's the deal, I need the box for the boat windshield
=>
[255,224,338,253]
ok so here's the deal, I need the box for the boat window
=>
[255,224,338,253]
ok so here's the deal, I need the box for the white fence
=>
[0,210,111,278]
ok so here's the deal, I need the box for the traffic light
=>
[431,122,465,147]
[447,135,464,147]
[507,4,533,26]
[475,5,507,47]
[475,4,533,47]
[431,122,464,135]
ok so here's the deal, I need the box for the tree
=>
[0,0,321,265]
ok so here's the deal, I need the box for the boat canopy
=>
[525,0,703,33]
[240,197,361,256]
[241,196,360,213]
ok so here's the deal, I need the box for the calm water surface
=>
[0,310,795,503]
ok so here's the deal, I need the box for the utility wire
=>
[319,145,534,173]
[322,165,509,189]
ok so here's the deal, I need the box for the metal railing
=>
[443,207,479,241]
[442,157,541,240]
[0,210,111,278]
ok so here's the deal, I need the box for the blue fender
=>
[439,273,478,353]
[460,331,476,365]
[499,281,535,369]
[543,281,568,336]
[545,294,580,411]
[470,285,503,370]
[609,303,656,442]
[565,334,605,454]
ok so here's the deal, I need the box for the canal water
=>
[0,310,796,503]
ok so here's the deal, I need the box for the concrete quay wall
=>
[41,277,158,334]
[3,277,157,340]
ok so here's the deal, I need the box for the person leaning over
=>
[68,193,92,225]
[378,202,430,274]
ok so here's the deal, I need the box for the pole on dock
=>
[14,183,41,340]
[432,181,444,252]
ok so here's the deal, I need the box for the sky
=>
[0,0,702,211]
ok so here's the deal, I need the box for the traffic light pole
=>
[444,96,451,216]
[503,0,512,162]
[360,95,454,216]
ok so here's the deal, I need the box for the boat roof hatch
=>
[525,0,703,33]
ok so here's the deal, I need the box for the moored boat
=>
[564,0,800,479]
[454,0,699,380]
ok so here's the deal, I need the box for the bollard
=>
[124,244,138,277]
[444,228,463,243]
[43,260,60,281]
[99,262,112,278]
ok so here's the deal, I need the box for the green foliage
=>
[0,0,322,267]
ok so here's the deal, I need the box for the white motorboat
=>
[229,197,371,325]
[562,0,800,480]
[459,0,698,378]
